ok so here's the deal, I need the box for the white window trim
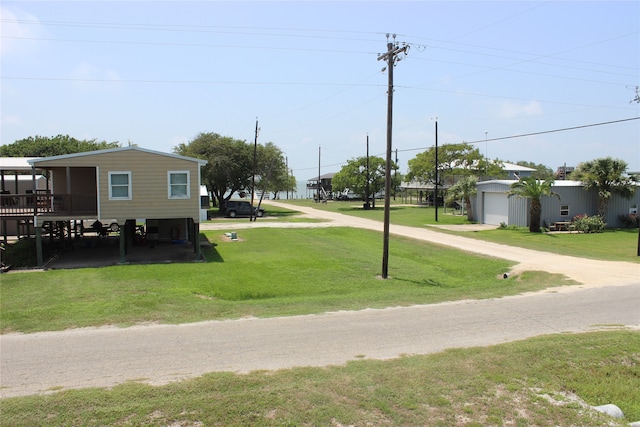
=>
[108,171,132,200]
[560,204,570,216]
[168,170,190,199]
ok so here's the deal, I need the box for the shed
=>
[473,180,640,228]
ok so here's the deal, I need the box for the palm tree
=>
[446,175,478,221]
[508,177,559,232]
[573,157,636,219]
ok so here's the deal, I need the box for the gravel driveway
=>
[1,201,638,398]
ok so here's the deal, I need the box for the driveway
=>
[1,201,638,398]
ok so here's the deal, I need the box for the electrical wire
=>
[292,117,640,171]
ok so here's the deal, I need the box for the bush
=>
[1,239,38,268]
[572,214,606,233]
[619,214,639,228]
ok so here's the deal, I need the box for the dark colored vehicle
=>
[224,200,265,218]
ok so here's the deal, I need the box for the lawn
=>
[272,199,470,227]
[458,226,640,263]
[265,200,640,262]
[2,330,638,426]
[0,227,574,334]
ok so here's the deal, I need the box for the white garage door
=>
[483,192,508,225]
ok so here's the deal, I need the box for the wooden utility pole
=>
[317,145,321,203]
[377,34,409,279]
[434,119,439,222]
[250,118,259,222]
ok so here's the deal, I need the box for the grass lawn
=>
[266,200,640,262]
[2,330,638,426]
[458,226,640,263]
[271,199,471,227]
[207,203,327,223]
[0,227,574,334]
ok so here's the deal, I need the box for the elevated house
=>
[307,173,335,200]
[1,147,207,266]
[472,180,639,228]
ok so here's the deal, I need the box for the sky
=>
[1,0,639,181]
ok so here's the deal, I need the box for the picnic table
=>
[554,221,572,231]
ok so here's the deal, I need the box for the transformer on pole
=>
[377,34,409,279]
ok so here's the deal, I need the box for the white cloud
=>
[495,100,543,119]
[1,114,23,127]
[69,63,122,91]
[0,6,42,56]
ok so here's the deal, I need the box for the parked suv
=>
[224,200,265,218]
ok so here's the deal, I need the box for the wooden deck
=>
[0,193,97,219]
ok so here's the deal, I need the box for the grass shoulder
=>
[2,330,637,426]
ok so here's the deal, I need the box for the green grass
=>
[275,199,470,227]
[2,330,637,426]
[0,227,574,334]
[268,200,640,262]
[457,226,640,263]
[207,203,326,223]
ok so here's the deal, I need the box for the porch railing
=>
[0,193,97,218]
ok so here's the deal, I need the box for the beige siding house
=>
[27,147,207,266]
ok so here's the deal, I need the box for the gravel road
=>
[1,201,638,398]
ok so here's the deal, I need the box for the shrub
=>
[572,214,606,233]
[618,214,639,228]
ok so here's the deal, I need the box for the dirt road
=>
[1,202,638,398]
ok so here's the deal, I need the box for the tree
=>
[446,175,478,221]
[174,132,253,209]
[407,143,478,184]
[573,157,636,219]
[508,177,560,232]
[332,156,399,208]
[0,135,120,157]
[513,161,555,180]
[406,142,504,185]
[254,142,294,205]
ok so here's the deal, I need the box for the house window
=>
[168,171,190,199]
[109,172,131,200]
[560,205,570,216]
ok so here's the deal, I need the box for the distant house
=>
[307,173,335,200]
[555,165,575,180]
[502,162,536,180]
[0,147,207,266]
[399,162,536,205]
[472,180,640,227]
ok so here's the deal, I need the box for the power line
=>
[464,117,640,144]
[288,117,640,172]
[394,117,640,155]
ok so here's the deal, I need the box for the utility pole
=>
[365,134,370,209]
[250,118,259,222]
[317,145,321,203]
[377,34,409,279]
[285,156,289,200]
[434,118,439,222]
[394,148,398,201]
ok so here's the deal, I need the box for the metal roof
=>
[28,146,207,166]
[0,157,42,171]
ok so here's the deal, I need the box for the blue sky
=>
[2,1,639,179]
